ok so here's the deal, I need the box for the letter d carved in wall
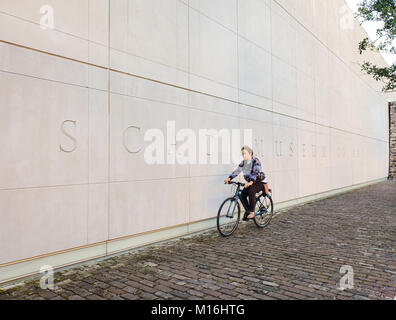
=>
[59,120,77,153]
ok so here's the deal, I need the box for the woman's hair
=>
[241,145,253,156]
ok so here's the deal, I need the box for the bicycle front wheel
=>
[217,197,241,237]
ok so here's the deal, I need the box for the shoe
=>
[247,213,255,219]
[242,212,249,221]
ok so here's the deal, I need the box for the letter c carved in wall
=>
[123,125,142,154]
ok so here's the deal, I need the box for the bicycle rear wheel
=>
[217,197,241,237]
[254,194,274,229]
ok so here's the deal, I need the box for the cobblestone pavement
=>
[1,181,395,300]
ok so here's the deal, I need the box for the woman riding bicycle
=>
[224,146,269,220]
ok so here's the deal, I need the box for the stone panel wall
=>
[0,0,390,282]
[390,102,396,179]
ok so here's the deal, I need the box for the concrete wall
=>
[0,0,389,282]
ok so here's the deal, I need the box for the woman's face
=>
[242,149,252,161]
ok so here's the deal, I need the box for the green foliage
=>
[356,0,396,91]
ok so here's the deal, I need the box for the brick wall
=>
[390,102,396,179]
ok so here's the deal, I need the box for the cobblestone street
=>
[1,181,395,300]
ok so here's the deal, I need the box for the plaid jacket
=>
[228,157,266,183]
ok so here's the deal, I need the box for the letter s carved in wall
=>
[59,120,77,153]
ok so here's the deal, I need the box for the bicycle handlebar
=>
[225,181,245,187]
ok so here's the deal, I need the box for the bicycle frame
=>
[225,183,268,219]
[224,184,243,219]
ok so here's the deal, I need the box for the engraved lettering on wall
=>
[288,142,295,157]
[312,144,317,158]
[59,120,77,153]
[123,126,142,154]
[274,140,328,159]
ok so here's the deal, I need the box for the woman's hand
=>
[224,177,231,184]
[244,181,253,188]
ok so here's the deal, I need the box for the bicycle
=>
[216,181,274,237]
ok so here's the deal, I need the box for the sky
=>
[345,0,395,66]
